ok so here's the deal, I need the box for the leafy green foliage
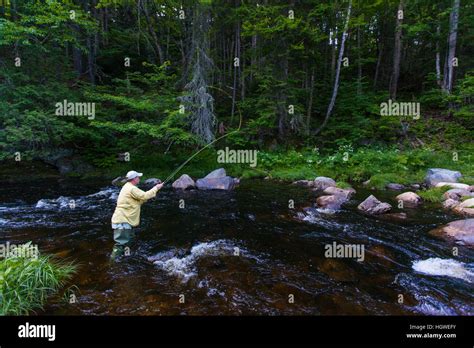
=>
[418,186,451,203]
[0,243,76,315]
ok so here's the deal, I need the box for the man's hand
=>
[155,183,164,190]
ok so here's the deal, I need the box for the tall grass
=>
[0,243,76,315]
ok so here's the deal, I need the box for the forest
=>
[0,0,472,184]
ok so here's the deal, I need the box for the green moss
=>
[336,181,352,189]
[268,166,317,181]
[460,176,474,185]
[239,168,268,179]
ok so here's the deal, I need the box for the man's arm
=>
[130,183,163,202]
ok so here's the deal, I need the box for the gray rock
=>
[172,174,195,190]
[112,176,125,187]
[435,182,470,190]
[316,195,348,210]
[443,188,474,201]
[443,198,459,210]
[453,198,474,217]
[293,180,314,187]
[313,177,337,191]
[425,168,462,187]
[323,186,356,199]
[429,219,474,246]
[386,183,405,190]
[395,192,422,207]
[196,176,236,190]
[410,184,421,190]
[204,168,227,179]
[358,195,392,215]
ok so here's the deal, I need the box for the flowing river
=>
[0,177,473,315]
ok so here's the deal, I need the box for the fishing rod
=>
[161,86,243,185]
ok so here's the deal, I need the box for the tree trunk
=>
[231,3,241,124]
[140,0,164,65]
[306,69,315,134]
[357,26,362,95]
[443,0,460,93]
[277,51,289,139]
[250,33,257,83]
[373,40,383,89]
[389,0,403,100]
[435,23,442,86]
[313,0,352,136]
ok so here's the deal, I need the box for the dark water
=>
[0,178,473,315]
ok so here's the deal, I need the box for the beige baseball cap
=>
[125,170,143,181]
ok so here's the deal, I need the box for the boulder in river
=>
[204,168,227,179]
[395,192,422,207]
[425,168,462,187]
[435,182,470,190]
[172,174,195,190]
[358,195,392,215]
[316,195,348,210]
[443,188,474,201]
[429,219,474,246]
[292,180,314,187]
[196,168,237,190]
[453,198,474,217]
[112,176,125,187]
[443,198,460,210]
[313,177,336,191]
[386,183,405,191]
[323,186,356,199]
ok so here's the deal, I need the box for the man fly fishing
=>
[111,170,163,258]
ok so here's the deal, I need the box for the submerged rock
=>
[386,183,405,191]
[313,177,336,191]
[358,195,392,215]
[429,219,474,246]
[425,168,462,187]
[172,174,195,190]
[317,258,358,282]
[380,212,408,222]
[396,192,422,207]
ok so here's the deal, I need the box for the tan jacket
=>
[111,182,158,227]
